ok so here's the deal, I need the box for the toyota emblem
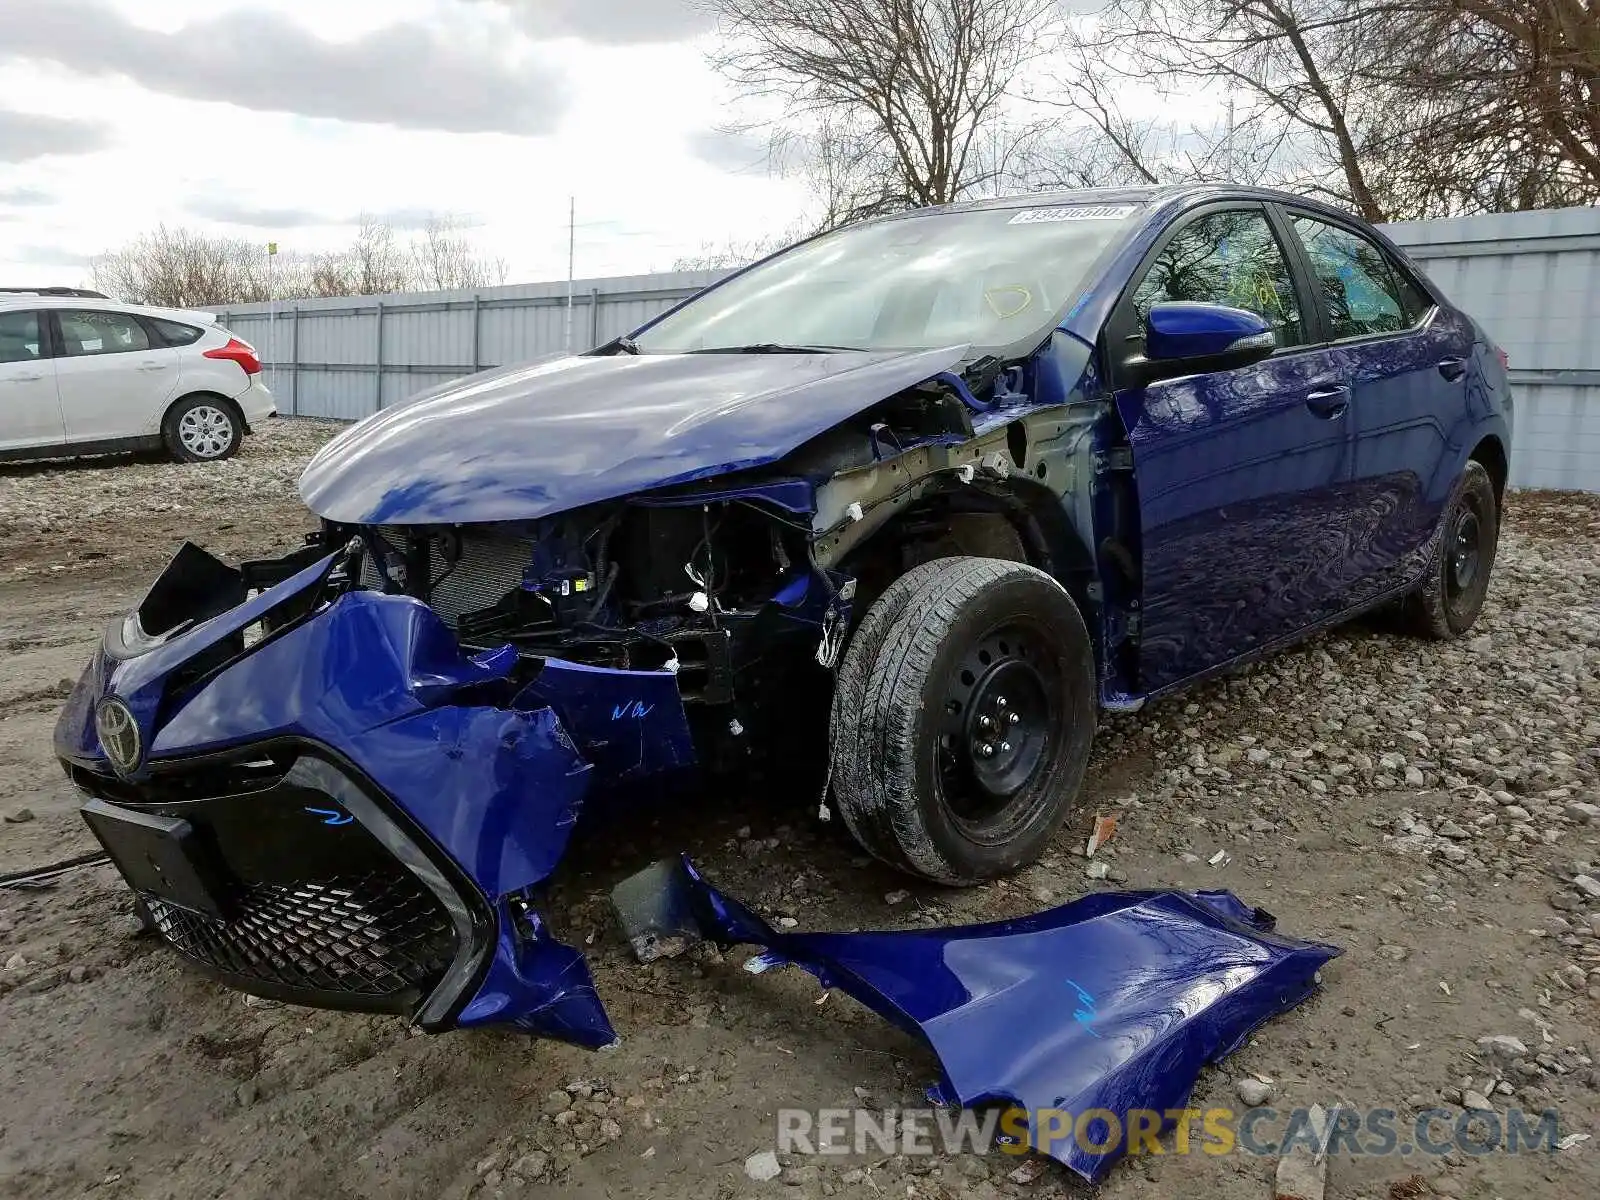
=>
[95,698,143,777]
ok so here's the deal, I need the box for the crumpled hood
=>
[299,346,967,525]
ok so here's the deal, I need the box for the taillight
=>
[204,336,261,375]
[1495,347,1510,372]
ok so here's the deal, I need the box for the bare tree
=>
[95,214,511,305]
[412,215,509,291]
[706,0,1061,225]
[92,226,277,308]
[1050,1,1600,221]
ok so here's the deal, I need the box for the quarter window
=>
[1132,209,1307,348]
[0,310,42,364]
[149,317,204,347]
[58,310,151,357]
[1291,215,1429,339]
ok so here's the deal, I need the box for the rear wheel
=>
[1405,460,1498,638]
[163,394,242,463]
[829,557,1096,884]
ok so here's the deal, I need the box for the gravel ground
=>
[1,423,1597,1200]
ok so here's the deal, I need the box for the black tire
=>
[162,394,243,463]
[829,557,1096,884]
[1404,460,1499,639]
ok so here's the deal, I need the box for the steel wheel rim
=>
[178,405,233,458]
[1448,508,1482,597]
[937,624,1055,830]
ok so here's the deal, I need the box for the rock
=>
[1274,1149,1326,1200]
[1566,802,1600,824]
[744,1150,782,1182]
[235,1080,259,1107]
[599,1118,621,1141]
[544,1089,572,1115]
[513,1151,549,1180]
[1084,861,1109,880]
[1550,892,1579,913]
[1477,1035,1528,1060]
[1006,1159,1046,1185]
[1573,875,1600,900]
[884,890,909,905]
[3,807,35,824]
[1462,1090,1494,1111]
[3,953,25,971]
[68,965,88,984]
[1237,1077,1273,1106]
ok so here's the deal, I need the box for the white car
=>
[0,294,276,464]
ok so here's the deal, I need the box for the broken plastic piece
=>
[610,856,1340,1183]
[845,501,865,522]
[688,591,710,613]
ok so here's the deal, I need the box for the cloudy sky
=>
[0,0,810,288]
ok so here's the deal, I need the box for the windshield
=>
[632,202,1143,357]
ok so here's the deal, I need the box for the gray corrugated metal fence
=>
[218,210,1600,490]
[216,270,726,422]
[1382,208,1600,492]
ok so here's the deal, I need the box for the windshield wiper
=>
[687,343,863,354]
[608,337,640,355]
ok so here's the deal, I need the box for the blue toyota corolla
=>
[56,184,1510,1042]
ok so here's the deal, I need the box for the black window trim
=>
[0,307,52,364]
[51,306,158,358]
[1103,198,1326,392]
[1271,202,1439,350]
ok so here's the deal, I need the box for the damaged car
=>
[56,184,1510,1039]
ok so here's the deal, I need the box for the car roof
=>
[0,295,218,324]
[881,182,1370,226]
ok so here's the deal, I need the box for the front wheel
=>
[1405,460,1499,638]
[163,395,243,463]
[828,557,1096,884]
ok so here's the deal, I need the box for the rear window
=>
[149,317,204,347]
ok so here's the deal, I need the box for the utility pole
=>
[564,196,575,354]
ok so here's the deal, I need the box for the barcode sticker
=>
[1009,205,1138,224]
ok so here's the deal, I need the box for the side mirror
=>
[1140,301,1277,379]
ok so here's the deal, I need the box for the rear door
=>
[0,308,64,452]
[1108,203,1353,693]
[51,308,181,443]
[1280,209,1461,600]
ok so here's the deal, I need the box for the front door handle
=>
[136,361,170,372]
[1305,385,1350,418]
[1437,356,1468,381]
[2,372,45,383]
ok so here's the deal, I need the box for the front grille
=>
[359,525,535,628]
[149,868,456,1002]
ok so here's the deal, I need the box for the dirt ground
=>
[1,419,1598,1200]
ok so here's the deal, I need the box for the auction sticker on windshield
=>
[1010,205,1138,224]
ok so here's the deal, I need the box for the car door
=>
[1281,210,1462,600]
[1107,203,1353,693]
[50,308,181,444]
[0,308,65,453]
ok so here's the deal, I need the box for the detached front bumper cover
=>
[613,856,1341,1183]
[55,541,693,1045]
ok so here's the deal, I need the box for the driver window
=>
[1132,210,1307,348]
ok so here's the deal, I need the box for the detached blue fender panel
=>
[613,857,1340,1183]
